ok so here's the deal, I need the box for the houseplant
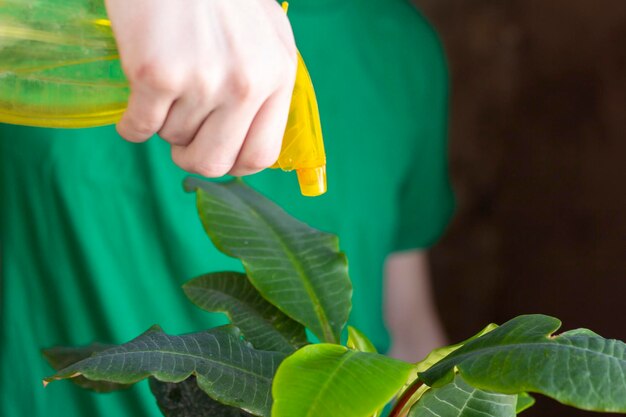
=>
[44,178,626,417]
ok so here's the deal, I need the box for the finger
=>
[158,91,216,147]
[229,87,293,177]
[116,85,176,143]
[170,102,259,177]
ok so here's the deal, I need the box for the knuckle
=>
[229,71,256,100]
[255,149,280,169]
[131,117,161,137]
[170,148,190,171]
[159,130,188,146]
[116,124,144,143]
[193,161,232,178]
[129,62,182,94]
[193,75,215,106]
[239,148,280,172]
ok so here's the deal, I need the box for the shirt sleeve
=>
[393,17,455,252]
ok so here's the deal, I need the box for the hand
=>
[105,0,297,177]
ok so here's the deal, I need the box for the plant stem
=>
[388,379,424,417]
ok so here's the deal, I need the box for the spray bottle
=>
[0,0,327,196]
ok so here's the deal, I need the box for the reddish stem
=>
[388,379,424,417]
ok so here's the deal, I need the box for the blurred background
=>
[413,1,626,416]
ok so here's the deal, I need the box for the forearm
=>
[383,250,447,362]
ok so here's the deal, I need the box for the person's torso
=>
[0,2,443,415]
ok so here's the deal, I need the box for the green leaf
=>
[392,323,499,416]
[515,393,536,414]
[149,377,254,417]
[346,327,382,417]
[184,272,307,353]
[43,343,131,393]
[415,323,498,373]
[408,375,517,417]
[419,314,626,413]
[272,344,414,417]
[184,178,352,344]
[44,325,285,417]
[347,326,377,353]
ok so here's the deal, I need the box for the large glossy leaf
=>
[43,343,131,393]
[149,377,254,417]
[346,326,383,417]
[415,324,498,373]
[184,272,307,353]
[44,325,285,416]
[391,324,501,417]
[419,314,626,413]
[184,178,352,344]
[408,375,517,417]
[272,344,414,417]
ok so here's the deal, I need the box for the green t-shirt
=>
[0,0,454,415]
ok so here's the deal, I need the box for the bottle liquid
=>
[0,0,326,196]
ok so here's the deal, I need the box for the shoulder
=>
[387,3,440,41]
[359,1,448,84]
[369,2,443,53]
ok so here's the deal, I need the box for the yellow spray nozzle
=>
[272,2,327,197]
[273,51,327,197]
[0,0,327,197]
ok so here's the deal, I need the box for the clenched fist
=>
[105,0,297,176]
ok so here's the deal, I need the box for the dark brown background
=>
[414,1,626,416]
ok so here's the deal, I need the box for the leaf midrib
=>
[236,193,336,343]
[70,348,275,383]
[305,350,356,417]
[428,339,626,379]
[188,284,296,349]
